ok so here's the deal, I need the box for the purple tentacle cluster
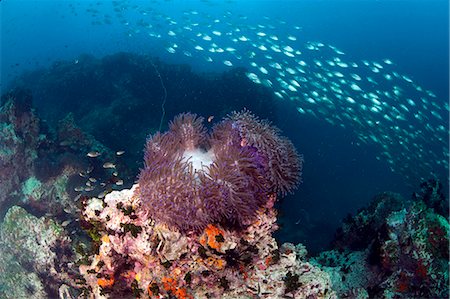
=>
[138,111,302,233]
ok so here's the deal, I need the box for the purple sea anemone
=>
[169,113,208,151]
[227,110,303,195]
[138,111,302,233]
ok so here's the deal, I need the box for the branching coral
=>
[138,110,302,233]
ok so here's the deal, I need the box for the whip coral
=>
[138,110,302,233]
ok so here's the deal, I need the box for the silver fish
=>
[61,220,72,227]
[103,162,116,169]
[87,151,101,158]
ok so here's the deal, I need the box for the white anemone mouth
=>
[182,148,215,175]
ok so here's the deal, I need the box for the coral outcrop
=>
[0,88,41,213]
[0,88,119,218]
[313,179,449,298]
[2,94,446,299]
[0,206,75,298]
[80,185,334,298]
[77,112,335,298]
[0,88,124,298]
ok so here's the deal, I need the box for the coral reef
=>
[139,111,302,233]
[412,178,447,217]
[0,88,41,213]
[0,88,120,217]
[80,186,334,298]
[0,88,128,297]
[0,206,75,298]
[331,191,405,251]
[1,84,447,298]
[313,180,449,298]
[76,113,336,298]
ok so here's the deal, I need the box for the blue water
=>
[1,0,448,252]
[2,1,448,96]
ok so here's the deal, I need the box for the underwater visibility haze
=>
[0,0,449,298]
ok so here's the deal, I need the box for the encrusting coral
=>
[78,111,335,298]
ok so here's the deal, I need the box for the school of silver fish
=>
[72,0,448,184]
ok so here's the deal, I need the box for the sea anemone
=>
[138,111,302,233]
[227,109,303,195]
[200,144,268,228]
[169,113,208,151]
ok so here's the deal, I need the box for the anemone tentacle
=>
[138,111,302,233]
